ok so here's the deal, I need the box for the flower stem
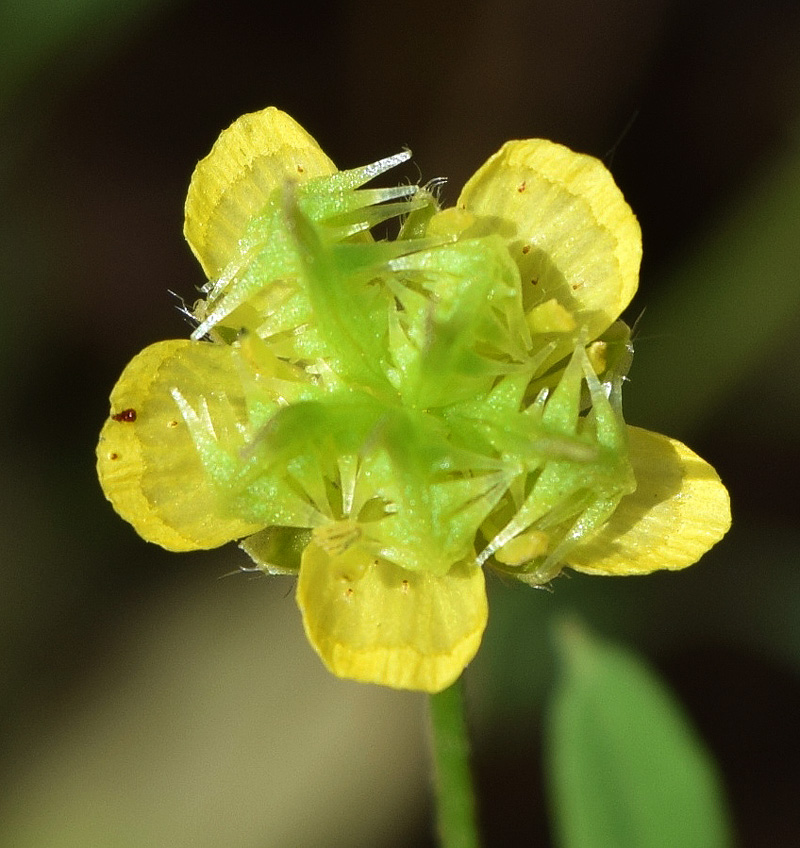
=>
[428,678,481,848]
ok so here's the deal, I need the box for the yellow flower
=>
[97,108,730,693]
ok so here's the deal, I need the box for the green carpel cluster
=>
[179,152,635,583]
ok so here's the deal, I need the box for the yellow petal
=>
[97,340,263,551]
[566,426,730,575]
[527,297,577,334]
[297,539,487,692]
[458,139,641,341]
[184,106,337,277]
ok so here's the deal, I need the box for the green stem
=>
[428,678,482,848]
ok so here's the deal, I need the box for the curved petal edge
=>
[566,426,731,576]
[297,540,488,692]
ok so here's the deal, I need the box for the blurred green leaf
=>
[626,123,800,438]
[545,620,732,848]
[0,0,184,112]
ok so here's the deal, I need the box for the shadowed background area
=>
[1,1,799,845]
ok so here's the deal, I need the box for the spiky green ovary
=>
[171,163,634,582]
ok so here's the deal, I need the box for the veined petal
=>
[97,340,263,551]
[297,538,487,692]
[184,107,337,277]
[458,139,641,342]
[566,426,730,575]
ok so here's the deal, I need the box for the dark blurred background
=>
[2,1,799,845]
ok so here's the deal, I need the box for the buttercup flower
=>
[97,107,730,693]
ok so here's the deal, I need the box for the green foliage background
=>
[1,1,798,845]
